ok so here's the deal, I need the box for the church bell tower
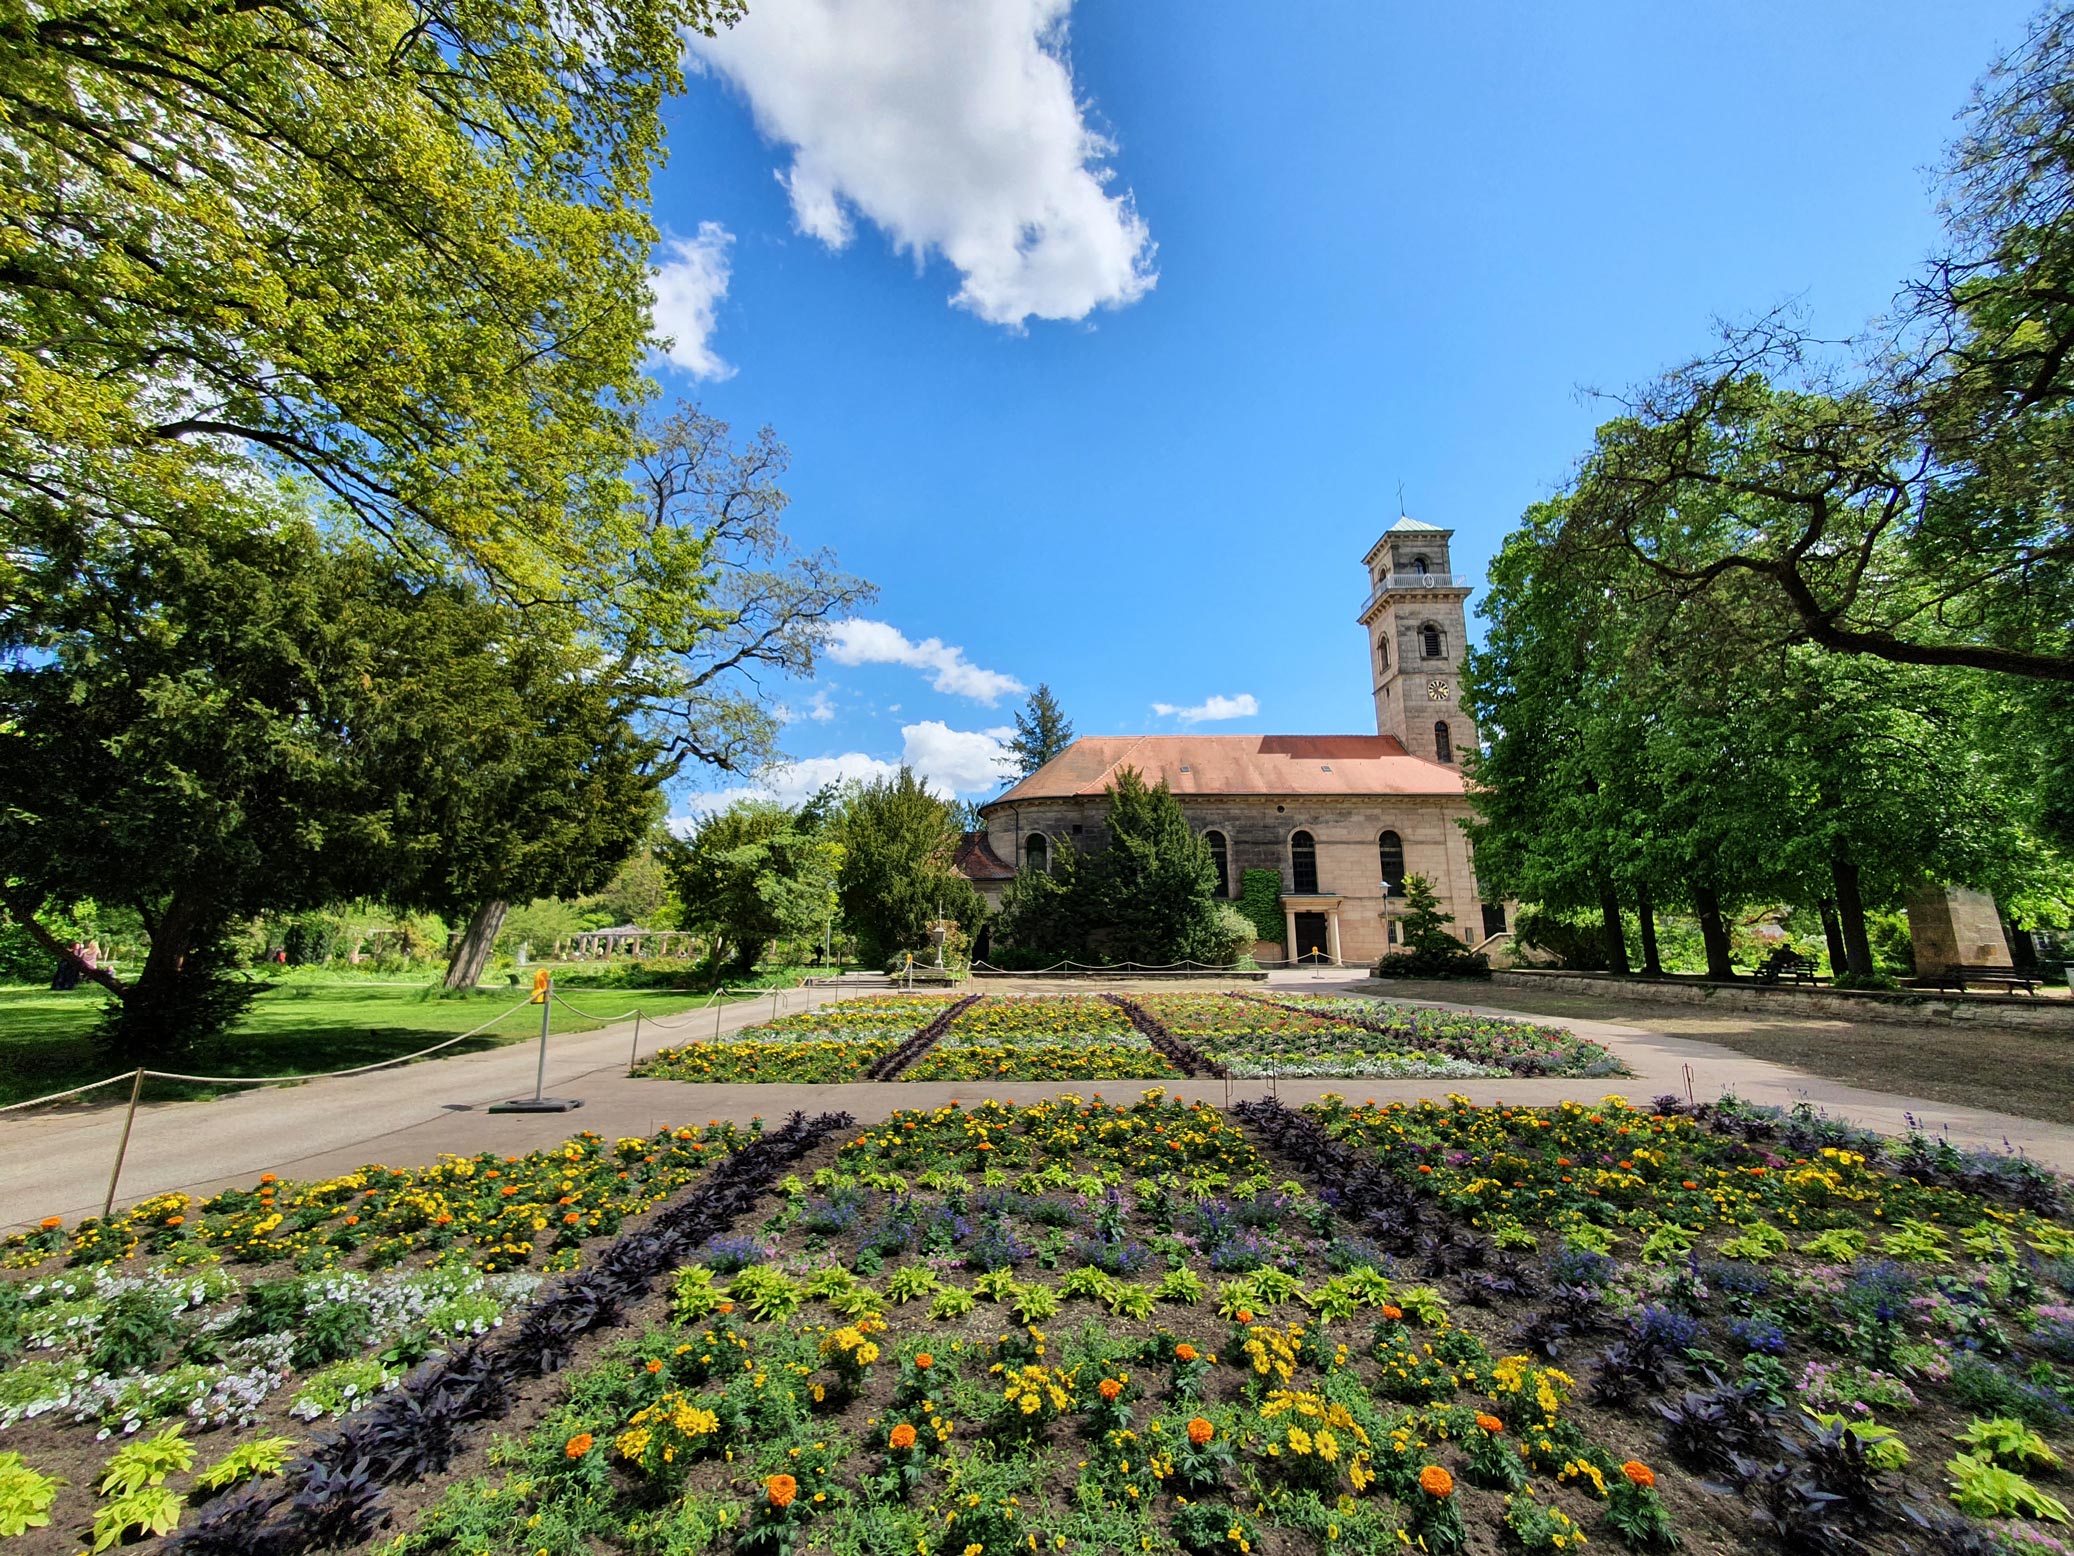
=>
[1358,518,1478,765]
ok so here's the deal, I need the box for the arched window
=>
[1290,830,1318,895]
[1434,722,1453,764]
[1025,833,1048,874]
[1204,830,1230,897]
[1411,555,1430,576]
[1421,623,1444,659]
[1378,831,1405,896]
[1375,636,1389,671]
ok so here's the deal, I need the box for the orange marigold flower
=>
[564,1212,582,1224]
[646,1359,664,1374]
[889,1423,918,1450]
[1417,1164,1434,1174]
[1418,1466,1454,1498]
[1186,1418,1215,1446]
[1681,1181,1698,1190]
[1380,1304,1404,1321]
[767,1473,798,1508]
[1622,1461,1655,1489]
[1175,1344,1199,1363]
[259,1173,277,1185]
[1475,1414,1503,1434]
[165,1215,184,1227]
[565,1433,594,1458]
[716,1301,735,1314]
[1099,1378,1123,1402]
[1235,1309,1254,1325]
[38,1217,61,1231]
[914,1353,933,1369]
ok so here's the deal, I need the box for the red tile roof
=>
[952,830,1018,882]
[983,734,1465,807]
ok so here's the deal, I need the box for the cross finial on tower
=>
[1396,480,1407,519]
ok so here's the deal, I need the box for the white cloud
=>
[671,721,1015,828]
[688,0,1156,327]
[900,720,1017,794]
[1152,693,1259,725]
[824,619,1024,704]
[650,222,737,379]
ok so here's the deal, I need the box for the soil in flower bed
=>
[633,992,1618,1088]
[0,1122,759,1555]
[1248,1090,2074,1554]
[375,1097,1675,1556]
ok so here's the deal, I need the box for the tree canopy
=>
[0,0,742,586]
[832,769,984,965]
[0,492,666,1056]
[662,796,841,975]
[1008,684,1075,777]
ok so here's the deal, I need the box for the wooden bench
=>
[1752,949,1820,986]
[1917,965,2041,995]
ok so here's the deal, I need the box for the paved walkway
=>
[7,969,2074,1229]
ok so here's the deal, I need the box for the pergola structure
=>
[561,925,696,959]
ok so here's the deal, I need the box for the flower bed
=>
[1225,993,1622,1078]
[383,1097,1666,1556]
[0,1122,757,1554]
[1245,1091,2074,1553]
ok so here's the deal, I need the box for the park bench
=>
[1752,949,1820,986]
[1916,965,2041,995]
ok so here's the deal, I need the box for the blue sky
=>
[651,1,2038,815]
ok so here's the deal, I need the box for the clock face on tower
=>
[1427,678,1450,702]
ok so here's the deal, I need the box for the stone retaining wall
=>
[1491,969,2074,1032]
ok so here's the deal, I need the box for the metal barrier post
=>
[101,1067,146,1220]
[628,1010,643,1076]
[489,974,582,1112]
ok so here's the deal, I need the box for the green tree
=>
[1008,684,1075,777]
[0,497,666,1056]
[992,768,1230,967]
[833,769,984,964]
[0,0,743,586]
[662,799,841,975]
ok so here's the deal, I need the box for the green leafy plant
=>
[884,1266,940,1304]
[1799,1227,1868,1262]
[728,1266,804,1322]
[671,1265,725,1322]
[1154,1267,1205,1305]
[91,1487,184,1551]
[193,1436,297,1495]
[1947,1451,2071,1522]
[1718,1222,1789,1261]
[1880,1218,1953,1264]
[0,1452,61,1537]
[1503,1491,1587,1552]
[98,1425,194,1496]
[1957,1416,2061,1472]
[1804,1411,1910,1470]
[928,1286,976,1321]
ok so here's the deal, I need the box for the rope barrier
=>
[138,993,540,1086]
[0,1073,138,1114]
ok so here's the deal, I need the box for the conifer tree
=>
[1009,685,1075,776]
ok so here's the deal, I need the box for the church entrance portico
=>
[1282,896,1343,964]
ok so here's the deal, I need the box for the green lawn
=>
[0,973,774,1108]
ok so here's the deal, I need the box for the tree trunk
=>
[1636,884,1663,978]
[1829,856,1875,980]
[1692,884,1734,981]
[0,885,128,999]
[1818,899,1850,980]
[1596,880,1630,975]
[444,900,509,989]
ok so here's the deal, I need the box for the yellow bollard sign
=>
[530,968,550,1004]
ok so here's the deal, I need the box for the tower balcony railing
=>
[1358,572,1471,616]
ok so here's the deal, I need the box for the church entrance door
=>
[1294,912,1331,963]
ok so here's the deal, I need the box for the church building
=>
[959,519,1502,965]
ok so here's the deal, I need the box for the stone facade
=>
[1906,884,2015,974]
[975,789,1489,964]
